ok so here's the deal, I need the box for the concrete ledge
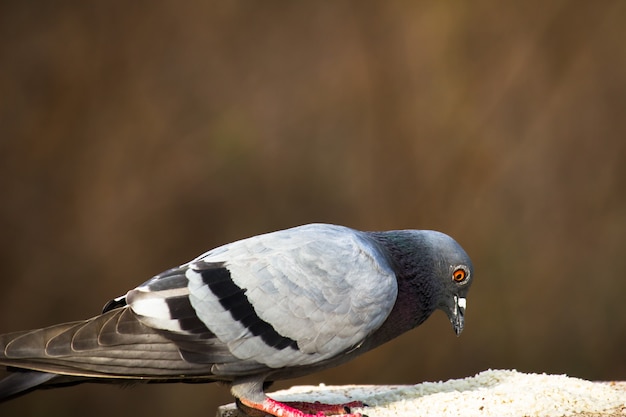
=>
[216,370,626,417]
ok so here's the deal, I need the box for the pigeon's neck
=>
[369,231,437,285]
[366,231,442,343]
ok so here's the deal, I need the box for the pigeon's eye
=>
[452,268,467,282]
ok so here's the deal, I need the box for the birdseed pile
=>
[255,369,626,417]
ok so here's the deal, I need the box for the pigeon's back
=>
[129,223,400,370]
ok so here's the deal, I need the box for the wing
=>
[128,224,398,372]
[0,306,215,379]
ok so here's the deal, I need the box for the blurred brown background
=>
[1,1,625,416]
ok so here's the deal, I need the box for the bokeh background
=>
[1,1,625,416]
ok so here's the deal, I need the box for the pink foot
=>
[238,397,365,417]
[283,400,364,415]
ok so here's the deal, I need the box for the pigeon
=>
[0,223,473,417]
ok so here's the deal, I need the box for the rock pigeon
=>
[0,223,473,417]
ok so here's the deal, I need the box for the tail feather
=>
[0,370,58,402]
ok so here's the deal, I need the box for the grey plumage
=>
[0,223,473,416]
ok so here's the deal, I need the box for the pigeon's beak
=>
[448,295,466,336]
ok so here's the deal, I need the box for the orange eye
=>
[453,268,467,282]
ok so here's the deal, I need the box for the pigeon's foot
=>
[283,400,364,415]
[237,397,365,417]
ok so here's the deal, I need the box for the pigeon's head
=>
[421,231,473,336]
